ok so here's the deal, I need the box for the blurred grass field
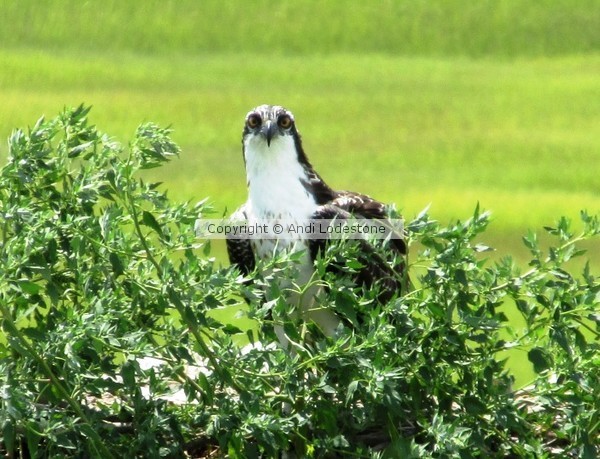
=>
[1,0,599,385]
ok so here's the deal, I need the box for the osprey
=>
[226,104,406,343]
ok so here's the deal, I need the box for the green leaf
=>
[71,103,92,120]
[121,361,136,387]
[68,140,94,158]
[346,380,359,405]
[222,324,243,335]
[142,210,164,237]
[515,299,530,317]
[333,293,359,327]
[454,269,468,286]
[181,305,198,327]
[17,280,41,295]
[573,328,587,352]
[283,321,301,343]
[196,372,214,405]
[345,259,364,270]
[463,396,487,415]
[550,327,570,354]
[528,347,552,373]
[522,231,538,251]
[109,252,125,276]
[427,302,445,319]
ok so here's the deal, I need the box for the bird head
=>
[241,104,312,175]
[241,104,332,205]
[243,104,296,148]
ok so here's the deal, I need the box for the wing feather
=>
[331,191,407,255]
[310,191,408,302]
[226,204,255,275]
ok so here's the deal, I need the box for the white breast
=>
[242,134,341,341]
[243,133,318,257]
[244,135,317,219]
[245,136,318,283]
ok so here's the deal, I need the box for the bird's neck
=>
[244,137,318,219]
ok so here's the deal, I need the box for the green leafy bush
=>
[1,107,598,458]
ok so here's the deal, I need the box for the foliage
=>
[1,107,599,457]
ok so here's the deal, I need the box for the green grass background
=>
[1,0,599,386]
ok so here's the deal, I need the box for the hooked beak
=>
[261,120,278,147]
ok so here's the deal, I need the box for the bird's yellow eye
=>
[278,114,292,129]
[247,114,261,129]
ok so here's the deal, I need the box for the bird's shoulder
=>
[309,188,409,302]
[313,190,407,256]
[325,190,388,219]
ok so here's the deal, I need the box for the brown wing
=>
[330,191,388,218]
[331,191,406,255]
[226,238,255,276]
[309,191,408,303]
[226,204,256,276]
